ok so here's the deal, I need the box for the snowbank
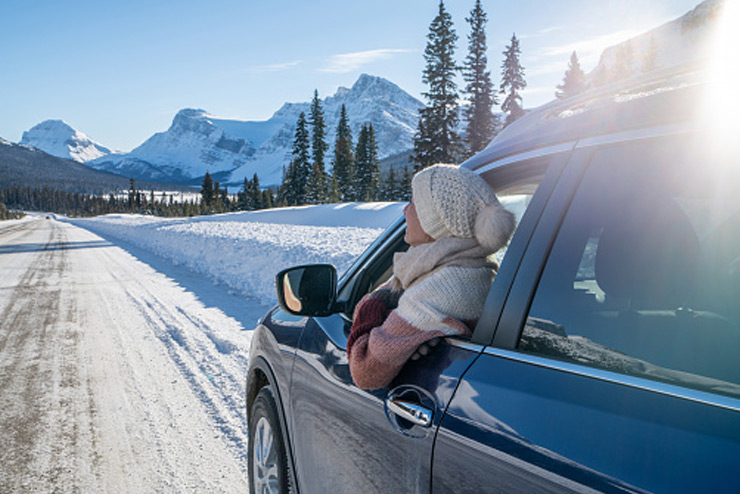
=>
[69,203,404,305]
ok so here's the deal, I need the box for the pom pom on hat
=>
[411,164,515,253]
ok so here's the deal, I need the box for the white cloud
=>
[520,25,565,40]
[319,49,413,73]
[251,60,301,73]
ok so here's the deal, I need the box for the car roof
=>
[462,62,707,172]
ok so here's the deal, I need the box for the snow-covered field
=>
[68,202,404,306]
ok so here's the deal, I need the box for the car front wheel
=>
[249,386,289,494]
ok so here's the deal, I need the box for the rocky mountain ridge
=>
[88,74,422,186]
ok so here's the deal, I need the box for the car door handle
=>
[387,398,433,428]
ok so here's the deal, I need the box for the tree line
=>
[0,178,256,218]
[0,189,25,220]
[198,171,276,214]
[275,92,405,207]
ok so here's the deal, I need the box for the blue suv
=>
[246,64,740,493]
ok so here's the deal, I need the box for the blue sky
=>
[0,0,701,152]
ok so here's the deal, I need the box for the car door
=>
[432,135,740,493]
[286,153,567,493]
[286,223,482,494]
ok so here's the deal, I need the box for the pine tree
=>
[354,124,380,201]
[278,164,290,206]
[261,189,273,210]
[306,162,328,204]
[239,177,250,210]
[411,111,435,171]
[500,33,526,126]
[412,0,461,171]
[128,178,136,211]
[290,112,311,205]
[380,167,397,201]
[332,104,355,201]
[249,173,262,209]
[213,181,222,212]
[365,124,380,201]
[200,172,214,207]
[221,185,230,211]
[463,0,497,158]
[555,51,587,100]
[280,160,297,206]
[399,165,413,201]
[327,173,341,203]
[306,90,328,204]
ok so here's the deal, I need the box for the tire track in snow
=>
[118,282,251,475]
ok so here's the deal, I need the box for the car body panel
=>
[287,313,482,493]
[433,347,740,493]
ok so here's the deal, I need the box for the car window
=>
[520,141,740,398]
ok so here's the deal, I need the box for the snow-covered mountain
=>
[589,0,725,83]
[89,74,423,186]
[20,120,113,163]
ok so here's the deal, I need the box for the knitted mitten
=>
[347,295,390,357]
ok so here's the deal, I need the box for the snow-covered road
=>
[0,218,265,492]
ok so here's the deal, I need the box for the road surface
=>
[0,217,262,492]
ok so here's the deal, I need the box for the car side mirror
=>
[276,264,338,317]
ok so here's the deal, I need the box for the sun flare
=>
[705,0,740,142]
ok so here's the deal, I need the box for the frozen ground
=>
[0,203,402,492]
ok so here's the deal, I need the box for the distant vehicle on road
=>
[247,63,740,493]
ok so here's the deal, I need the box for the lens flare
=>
[705,0,740,144]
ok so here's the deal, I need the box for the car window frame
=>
[470,149,574,346]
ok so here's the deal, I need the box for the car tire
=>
[249,386,289,494]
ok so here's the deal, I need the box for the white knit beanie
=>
[411,164,516,254]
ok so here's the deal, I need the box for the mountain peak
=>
[351,73,403,96]
[174,108,209,120]
[28,119,76,134]
[20,119,112,163]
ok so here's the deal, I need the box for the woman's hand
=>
[410,337,441,361]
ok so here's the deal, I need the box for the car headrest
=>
[594,197,700,308]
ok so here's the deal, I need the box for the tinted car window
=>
[520,141,740,398]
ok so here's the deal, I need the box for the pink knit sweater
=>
[347,239,496,389]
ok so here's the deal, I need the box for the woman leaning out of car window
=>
[346,164,515,389]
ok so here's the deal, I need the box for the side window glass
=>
[492,194,534,266]
[520,144,740,398]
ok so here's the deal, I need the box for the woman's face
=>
[404,201,434,247]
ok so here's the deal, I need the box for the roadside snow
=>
[68,202,404,306]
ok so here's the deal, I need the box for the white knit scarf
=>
[391,237,498,290]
